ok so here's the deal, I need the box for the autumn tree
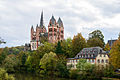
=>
[88,30,105,48]
[110,39,120,69]
[87,38,104,48]
[72,33,87,57]
[104,43,110,51]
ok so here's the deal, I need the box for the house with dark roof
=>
[107,39,117,47]
[67,47,109,69]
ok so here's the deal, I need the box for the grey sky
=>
[0,0,120,47]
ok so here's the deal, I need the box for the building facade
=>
[67,47,109,69]
[48,16,64,43]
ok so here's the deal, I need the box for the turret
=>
[31,25,34,40]
[48,15,57,27]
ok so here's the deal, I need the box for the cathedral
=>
[30,11,64,50]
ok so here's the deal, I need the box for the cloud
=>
[0,0,120,47]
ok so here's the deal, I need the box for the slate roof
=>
[74,47,107,59]
[40,11,44,27]
[57,17,63,27]
[51,15,56,24]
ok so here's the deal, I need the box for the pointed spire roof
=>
[57,17,63,27]
[40,11,44,27]
[31,25,33,29]
[51,15,56,24]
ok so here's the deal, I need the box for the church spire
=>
[40,11,44,27]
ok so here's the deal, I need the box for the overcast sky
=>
[0,0,120,47]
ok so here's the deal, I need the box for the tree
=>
[61,38,73,58]
[72,33,87,57]
[110,39,120,69]
[26,42,55,73]
[0,68,15,80]
[2,55,19,72]
[76,59,87,71]
[39,52,58,76]
[87,38,104,48]
[0,37,6,44]
[56,55,69,78]
[88,30,104,47]
[40,36,48,43]
[0,47,9,64]
[55,41,63,55]
[104,43,110,51]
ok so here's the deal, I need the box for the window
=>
[61,35,63,38]
[101,59,104,63]
[61,30,63,33]
[106,59,108,63]
[93,54,95,57]
[54,28,57,32]
[92,59,94,63]
[100,54,102,57]
[86,54,88,57]
[104,54,106,57]
[90,54,91,57]
[97,59,100,63]
[83,54,85,57]
[73,60,74,63]
[49,28,52,32]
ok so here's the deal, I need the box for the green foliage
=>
[16,51,27,72]
[110,39,120,69]
[89,30,104,42]
[0,68,15,80]
[25,42,55,73]
[39,36,48,43]
[61,38,73,58]
[40,52,58,76]
[37,42,55,57]
[103,65,114,77]
[69,70,78,79]
[88,30,105,47]
[2,55,19,73]
[0,47,9,65]
[9,46,24,55]
[72,33,87,57]
[87,38,104,48]
[56,55,69,78]
[55,41,63,55]
[76,59,87,71]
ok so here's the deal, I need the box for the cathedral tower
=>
[48,15,64,43]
